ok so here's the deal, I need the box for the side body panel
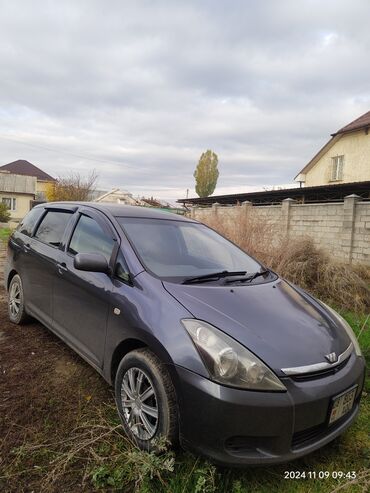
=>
[103,271,206,384]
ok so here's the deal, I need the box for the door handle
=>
[23,243,31,253]
[57,262,68,275]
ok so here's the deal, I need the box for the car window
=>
[34,211,73,247]
[17,207,45,237]
[68,214,115,262]
[118,217,262,279]
[182,225,234,266]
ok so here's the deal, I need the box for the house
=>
[0,159,55,200]
[0,172,36,224]
[141,197,172,208]
[93,189,182,212]
[94,188,145,206]
[295,110,370,186]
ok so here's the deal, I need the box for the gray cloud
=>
[0,0,370,200]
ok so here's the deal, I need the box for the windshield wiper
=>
[182,270,247,285]
[225,269,270,284]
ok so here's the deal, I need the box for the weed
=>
[91,464,127,489]
[194,463,218,493]
[231,479,243,493]
[124,439,175,491]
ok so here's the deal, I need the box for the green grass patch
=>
[342,312,370,353]
[0,227,12,243]
[342,312,370,393]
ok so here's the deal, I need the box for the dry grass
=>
[202,209,370,313]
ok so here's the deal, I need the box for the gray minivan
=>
[5,202,365,465]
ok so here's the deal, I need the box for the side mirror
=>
[74,253,110,274]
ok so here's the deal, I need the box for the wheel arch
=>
[7,269,18,290]
[110,338,147,384]
[108,334,178,388]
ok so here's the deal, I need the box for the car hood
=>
[163,278,351,374]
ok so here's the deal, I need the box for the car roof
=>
[38,201,195,222]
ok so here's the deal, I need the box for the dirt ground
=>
[0,246,115,493]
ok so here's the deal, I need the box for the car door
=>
[9,205,45,293]
[22,207,75,327]
[52,208,119,369]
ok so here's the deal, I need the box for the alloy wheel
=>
[121,367,159,440]
[9,281,21,318]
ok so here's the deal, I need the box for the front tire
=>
[8,274,29,324]
[115,348,178,450]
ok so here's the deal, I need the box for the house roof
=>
[295,110,370,179]
[0,160,55,182]
[332,110,370,136]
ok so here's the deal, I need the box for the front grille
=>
[292,403,358,449]
[291,357,350,382]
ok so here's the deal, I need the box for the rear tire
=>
[115,348,178,451]
[8,274,29,325]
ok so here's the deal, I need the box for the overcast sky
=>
[0,0,369,201]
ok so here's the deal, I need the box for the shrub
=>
[0,202,11,222]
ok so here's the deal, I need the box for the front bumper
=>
[174,352,365,466]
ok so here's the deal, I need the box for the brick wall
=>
[190,195,370,265]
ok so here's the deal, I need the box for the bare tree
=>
[46,170,98,202]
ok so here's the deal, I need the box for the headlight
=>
[181,319,286,391]
[321,303,362,357]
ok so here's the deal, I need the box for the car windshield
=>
[118,217,263,281]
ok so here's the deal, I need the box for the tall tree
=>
[193,150,219,197]
[46,170,98,202]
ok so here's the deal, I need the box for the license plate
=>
[329,386,357,425]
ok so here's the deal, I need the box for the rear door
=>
[8,206,45,294]
[52,208,118,369]
[24,208,75,327]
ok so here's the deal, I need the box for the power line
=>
[0,134,135,169]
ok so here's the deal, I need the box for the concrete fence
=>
[190,194,370,265]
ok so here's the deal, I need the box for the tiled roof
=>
[333,110,370,136]
[0,160,55,181]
